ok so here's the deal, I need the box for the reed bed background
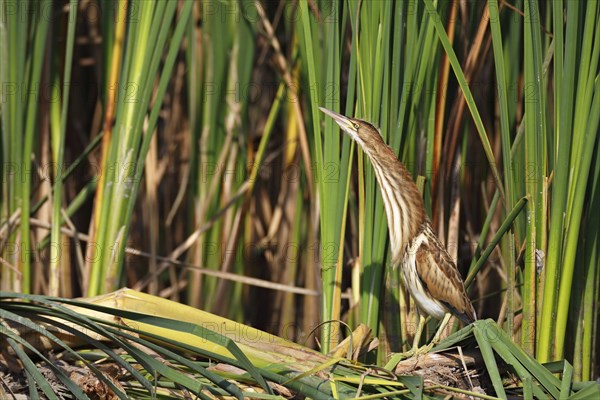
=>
[1,0,598,385]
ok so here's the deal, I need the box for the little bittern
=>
[320,107,476,354]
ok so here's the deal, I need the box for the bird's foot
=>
[396,348,416,359]
[386,342,440,369]
[393,343,433,360]
[415,342,435,355]
[396,346,428,360]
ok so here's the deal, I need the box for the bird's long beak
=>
[319,107,358,139]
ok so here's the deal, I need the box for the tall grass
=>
[298,0,354,352]
[0,0,598,382]
[299,0,599,376]
[0,0,52,294]
[88,0,193,296]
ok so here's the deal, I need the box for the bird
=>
[319,107,476,355]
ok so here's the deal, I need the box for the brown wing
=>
[415,224,476,323]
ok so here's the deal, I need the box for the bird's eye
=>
[353,123,360,130]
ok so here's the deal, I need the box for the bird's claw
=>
[386,341,439,370]
[416,342,435,355]
[396,349,416,359]
[395,342,437,360]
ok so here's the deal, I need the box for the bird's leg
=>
[419,312,452,354]
[411,314,427,351]
[431,313,452,345]
[394,314,427,360]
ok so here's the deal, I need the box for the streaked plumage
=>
[406,223,476,323]
[320,107,475,351]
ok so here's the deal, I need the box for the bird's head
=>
[319,107,383,152]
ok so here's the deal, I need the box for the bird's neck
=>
[368,146,426,260]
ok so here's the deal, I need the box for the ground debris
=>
[395,348,489,396]
[0,355,123,400]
